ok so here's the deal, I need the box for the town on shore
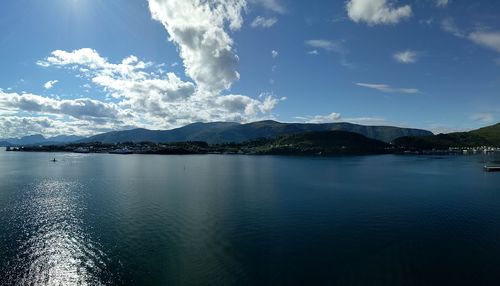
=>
[5,131,500,156]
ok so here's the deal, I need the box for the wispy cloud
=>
[343,117,387,126]
[355,83,420,94]
[471,112,495,123]
[307,50,319,56]
[441,17,500,60]
[305,39,343,52]
[419,18,434,26]
[435,0,449,7]
[251,16,278,28]
[441,18,465,37]
[305,39,354,68]
[468,31,500,53]
[393,50,418,64]
[346,0,412,25]
[250,0,286,14]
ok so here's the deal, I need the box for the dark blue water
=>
[0,150,499,285]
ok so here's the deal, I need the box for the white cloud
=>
[393,50,418,64]
[36,48,281,132]
[250,0,286,14]
[38,48,193,103]
[355,83,420,94]
[216,93,282,117]
[251,16,277,28]
[303,112,342,124]
[147,0,246,94]
[307,50,319,56]
[37,48,109,69]
[271,50,279,58]
[0,116,64,138]
[4,0,285,137]
[0,115,131,138]
[468,31,500,53]
[435,0,449,7]
[0,91,127,122]
[346,0,412,25]
[298,113,387,126]
[44,80,59,90]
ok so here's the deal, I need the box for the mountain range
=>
[79,120,432,144]
[3,120,499,150]
[0,135,85,146]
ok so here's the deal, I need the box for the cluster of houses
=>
[448,146,500,154]
[5,142,209,155]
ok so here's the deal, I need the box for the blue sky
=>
[0,0,499,137]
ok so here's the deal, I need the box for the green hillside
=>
[394,122,500,149]
[241,131,389,155]
[470,123,500,145]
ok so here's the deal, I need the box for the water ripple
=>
[2,179,111,285]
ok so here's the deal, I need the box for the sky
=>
[0,0,499,138]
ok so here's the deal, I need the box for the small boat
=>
[484,165,500,172]
[74,147,90,153]
[109,147,133,155]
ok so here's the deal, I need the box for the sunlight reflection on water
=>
[6,180,108,285]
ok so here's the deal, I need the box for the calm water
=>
[0,149,499,285]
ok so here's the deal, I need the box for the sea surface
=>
[0,149,499,285]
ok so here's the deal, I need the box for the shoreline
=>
[4,147,499,158]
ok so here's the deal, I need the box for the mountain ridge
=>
[79,120,433,144]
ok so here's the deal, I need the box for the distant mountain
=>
[0,141,13,147]
[12,135,46,145]
[80,120,432,144]
[49,135,86,143]
[79,122,239,144]
[0,134,86,146]
[394,122,500,149]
